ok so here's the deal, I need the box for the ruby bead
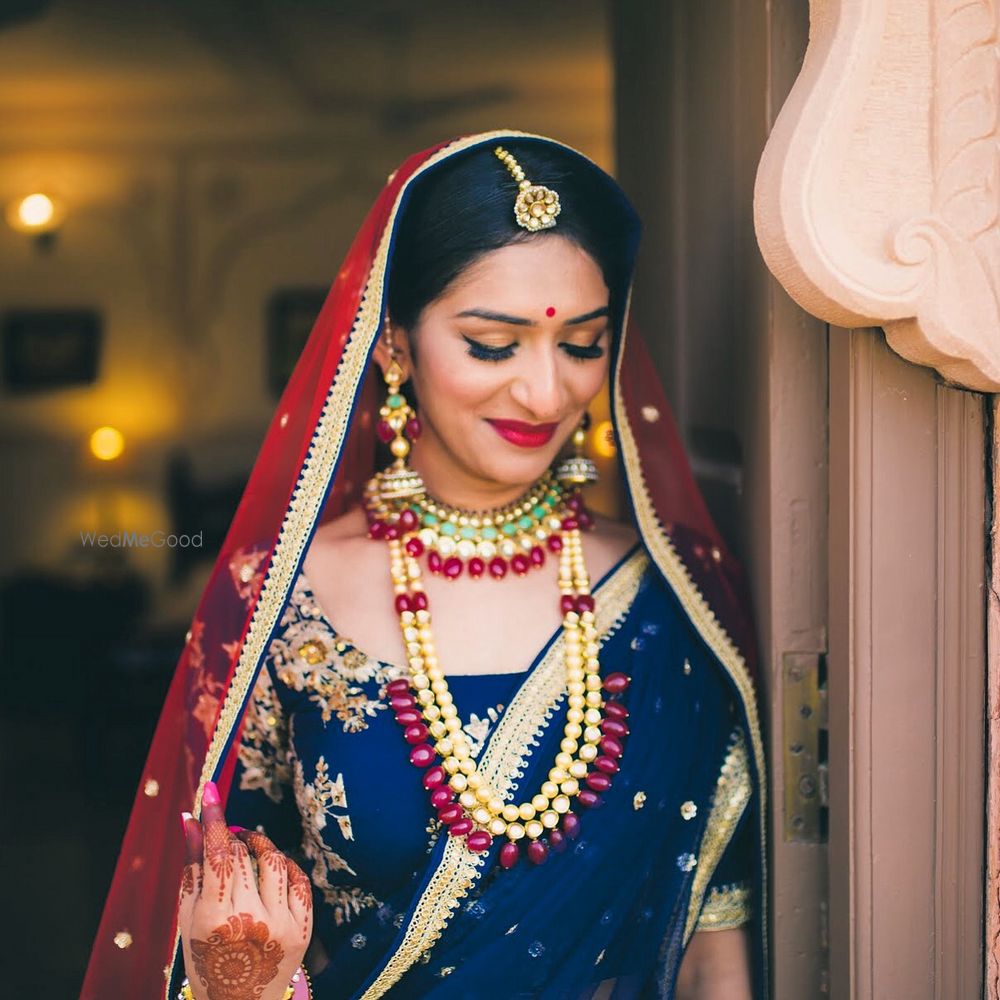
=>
[394,708,422,727]
[399,509,419,531]
[376,419,394,443]
[578,790,604,809]
[527,840,549,865]
[603,672,630,695]
[575,594,595,613]
[549,829,567,853]
[412,591,428,611]
[394,594,411,614]
[604,701,629,720]
[560,595,577,614]
[600,735,624,759]
[438,803,464,825]
[404,723,430,745]
[499,842,520,869]
[510,553,530,575]
[384,524,400,540]
[387,678,411,696]
[562,812,581,839]
[567,493,582,511]
[430,786,453,809]
[423,766,446,790]
[448,818,473,837]
[601,718,629,739]
[594,755,620,775]
[406,417,422,440]
[368,521,386,539]
[578,511,593,529]
[405,537,424,557]
[530,545,545,567]
[546,534,563,552]
[390,694,415,711]
[443,556,463,578]
[467,831,493,853]
[585,771,612,793]
[409,743,435,768]
[488,557,508,579]
[468,557,485,578]
[561,516,579,531]
[428,551,443,573]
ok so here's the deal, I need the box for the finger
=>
[229,837,261,909]
[199,780,233,906]
[285,856,314,945]
[178,812,202,927]
[235,829,287,916]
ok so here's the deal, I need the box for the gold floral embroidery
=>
[269,575,406,731]
[292,754,382,923]
[683,726,753,945]
[228,544,269,604]
[237,663,292,804]
[695,881,751,931]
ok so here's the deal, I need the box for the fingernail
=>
[181,810,192,833]
[229,825,247,833]
[202,780,220,807]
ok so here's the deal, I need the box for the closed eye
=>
[462,333,606,363]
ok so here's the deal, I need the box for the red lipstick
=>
[486,418,559,448]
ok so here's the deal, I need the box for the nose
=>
[508,346,565,421]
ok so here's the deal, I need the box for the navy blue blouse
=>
[226,544,754,997]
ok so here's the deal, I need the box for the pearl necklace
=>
[368,470,631,869]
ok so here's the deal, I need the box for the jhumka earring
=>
[555,412,599,488]
[375,320,424,500]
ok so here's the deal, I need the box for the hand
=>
[178,780,314,1000]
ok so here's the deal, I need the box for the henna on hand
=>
[190,913,284,1000]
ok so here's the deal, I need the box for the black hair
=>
[385,138,641,343]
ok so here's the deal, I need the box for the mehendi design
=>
[204,817,235,904]
[190,912,284,1000]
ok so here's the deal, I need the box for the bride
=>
[82,131,767,1000]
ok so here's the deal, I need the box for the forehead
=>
[444,237,608,310]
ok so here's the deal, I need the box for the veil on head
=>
[81,130,766,999]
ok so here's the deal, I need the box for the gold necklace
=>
[367,468,631,868]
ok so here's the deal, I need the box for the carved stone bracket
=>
[754,0,1000,392]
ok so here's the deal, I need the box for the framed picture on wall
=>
[2,309,102,392]
[266,289,326,398]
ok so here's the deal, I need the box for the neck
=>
[407,437,543,511]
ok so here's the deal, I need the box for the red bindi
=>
[545,306,556,317]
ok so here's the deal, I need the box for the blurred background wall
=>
[0,1,764,994]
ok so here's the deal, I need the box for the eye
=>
[560,342,605,361]
[463,334,516,362]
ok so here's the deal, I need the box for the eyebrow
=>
[454,306,610,327]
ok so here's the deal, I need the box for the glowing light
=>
[90,426,125,461]
[17,194,54,228]
[592,419,616,458]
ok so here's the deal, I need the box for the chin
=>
[472,445,561,489]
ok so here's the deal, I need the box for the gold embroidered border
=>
[695,881,752,932]
[611,301,769,988]
[682,726,752,944]
[359,547,649,998]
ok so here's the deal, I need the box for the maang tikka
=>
[375,319,425,499]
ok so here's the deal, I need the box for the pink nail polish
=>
[229,825,247,834]
[202,780,220,807]
[181,810,192,833]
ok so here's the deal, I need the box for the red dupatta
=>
[80,129,767,1000]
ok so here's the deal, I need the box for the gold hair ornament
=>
[494,146,561,232]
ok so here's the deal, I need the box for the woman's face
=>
[401,235,611,495]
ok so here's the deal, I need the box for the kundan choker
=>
[364,466,631,869]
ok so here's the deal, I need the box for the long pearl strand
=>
[382,494,631,869]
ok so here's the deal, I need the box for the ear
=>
[372,320,415,382]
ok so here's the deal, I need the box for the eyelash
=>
[462,335,605,363]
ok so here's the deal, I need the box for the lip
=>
[485,418,559,448]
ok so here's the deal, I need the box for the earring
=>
[375,322,425,499]
[555,412,599,487]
